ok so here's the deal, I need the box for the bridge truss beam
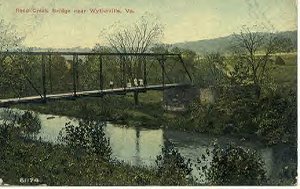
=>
[0,51,193,106]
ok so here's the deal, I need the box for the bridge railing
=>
[0,51,193,100]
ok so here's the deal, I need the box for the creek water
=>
[0,108,277,181]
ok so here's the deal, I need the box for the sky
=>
[0,0,297,48]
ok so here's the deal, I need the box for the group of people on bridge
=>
[109,78,144,89]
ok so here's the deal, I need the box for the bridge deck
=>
[0,83,190,107]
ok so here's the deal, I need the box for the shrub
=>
[200,143,267,185]
[0,122,11,149]
[155,140,193,185]
[256,90,297,145]
[17,111,41,139]
[61,120,112,161]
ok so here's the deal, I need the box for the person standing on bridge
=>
[127,79,132,88]
[138,79,144,86]
[133,78,138,87]
[109,81,114,89]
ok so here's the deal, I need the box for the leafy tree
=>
[17,111,41,139]
[0,122,13,149]
[78,46,125,89]
[150,44,172,54]
[47,55,72,93]
[256,89,297,145]
[0,20,25,97]
[155,140,193,185]
[61,120,112,161]
[199,53,227,87]
[200,143,267,185]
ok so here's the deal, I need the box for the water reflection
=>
[0,108,274,178]
[38,114,75,142]
[36,112,275,177]
[104,124,163,167]
[136,127,141,165]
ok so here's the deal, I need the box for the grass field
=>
[269,53,297,90]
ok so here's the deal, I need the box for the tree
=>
[149,45,196,84]
[61,120,112,161]
[174,48,196,83]
[47,55,73,93]
[201,53,227,87]
[106,15,163,54]
[0,20,25,97]
[256,89,297,145]
[199,143,267,185]
[232,27,280,99]
[275,37,294,53]
[17,111,41,139]
[150,43,171,54]
[155,140,193,185]
[101,14,164,81]
[0,19,23,51]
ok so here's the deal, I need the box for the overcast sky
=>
[0,0,297,48]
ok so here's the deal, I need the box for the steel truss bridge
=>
[0,51,193,107]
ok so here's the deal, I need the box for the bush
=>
[200,143,267,185]
[187,90,257,135]
[0,122,12,149]
[155,140,193,185]
[256,90,297,145]
[17,111,41,139]
[60,120,112,161]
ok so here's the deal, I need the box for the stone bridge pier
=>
[163,86,216,111]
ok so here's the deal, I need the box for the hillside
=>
[21,31,297,55]
[173,31,297,54]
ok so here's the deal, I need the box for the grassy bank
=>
[1,137,161,185]
[14,91,182,130]
[0,117,194,186]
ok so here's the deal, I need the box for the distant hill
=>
[173,31,297,54]
[26,46,92,52]
[20,31,296,55]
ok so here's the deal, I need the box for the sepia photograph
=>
[0,0,297,186]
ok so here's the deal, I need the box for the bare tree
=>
[102,14,164,81]
[106,15,163,54]
[0,19,23,51]
[232,27,280,98]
